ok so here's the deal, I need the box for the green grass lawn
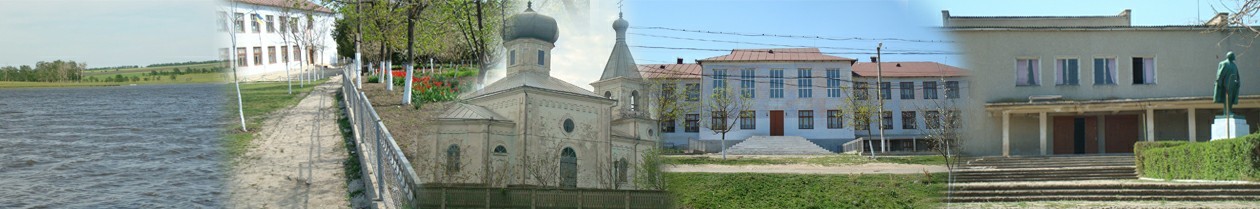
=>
[1,63,228,88]
[664,155,945,166]
[223,80,326,160]
[666,172,944,209]
[83,63,222,76]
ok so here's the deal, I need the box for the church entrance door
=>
[770,110,784,136]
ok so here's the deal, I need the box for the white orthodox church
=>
[414,4,657,190]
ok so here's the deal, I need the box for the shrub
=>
[1135,134,1260,181]
[367,75,379,83]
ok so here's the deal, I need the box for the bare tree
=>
[701,86,751,160]
[837,84,881,158]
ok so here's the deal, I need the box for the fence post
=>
[375,118,385,201]
[625,190,630,209]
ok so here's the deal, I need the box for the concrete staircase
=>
[946,154,1260,202]
[722,136,832,155]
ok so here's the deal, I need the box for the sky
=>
[489,0,959,90]
[915,0,1238,26]
[0,0,220,68]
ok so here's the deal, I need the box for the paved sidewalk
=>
[664,163,947,174]
[229,79,349,209]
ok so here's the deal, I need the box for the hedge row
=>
[1134,134,1260,181]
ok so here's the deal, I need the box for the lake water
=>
[0,84,227,208]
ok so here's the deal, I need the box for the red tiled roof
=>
[699,48,856,62]
[852,62,967,77]
[232,0,334,13]
[639,64,702,79]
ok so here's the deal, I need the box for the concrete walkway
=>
[664,163,947,174]
[228,79,349,209]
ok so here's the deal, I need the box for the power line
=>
[629,32,956,54]
[631,26,955,43]
[635,45,957,54]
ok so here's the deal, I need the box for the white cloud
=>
[487,0,619,91]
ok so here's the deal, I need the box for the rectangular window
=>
[798,110,814,129]
[685,114,700,133]
[267,46,276,64]
[685,83,700,101]
[292,45,301,61]
[279,16,287,33]
[879,82,891,100]
[1093,58,1117,85]
[712,69,727,93]
[769,69,784,98]
[217,12,228,32]
[234,13,244,33]
[290,16,298,32]
[1132,57,1155,84]
[1055,58,1079,85]
[925,111,941,129]
[881,111,893,129]
[854,111,870,131]
[899,82,914,100]
[711,111,727,130]
[946,81,960,99]
[509,50,515,65]
[662,83,677,101]
[854,82,869,100]
[798,69,813,98]
[923,81,938,99]
[902,111,917,129]
[826,69,842,97]
[537,50,545,65]
[946,111,961,128]
[307,16,314,30]
[251,13,260,33]
[252,47,262,66]
[739,111,755,130]
[266,15,274,33]
[1016,58,1040,86]
[827,110,843,129]
[236,47,247,67]
[281,46,289,62]
[660,117,676,133]
[740,69,755,98]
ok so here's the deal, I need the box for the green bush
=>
[1135,134,1260,181]
[367,75,379,83]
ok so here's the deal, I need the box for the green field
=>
[664,155,945,166]
[0,63,229,88]
[666,172,944,209]
[223,80,325,160]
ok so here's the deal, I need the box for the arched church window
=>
[604,91,612,99]
[493,145,508,155]
[648,129,654,137]
[509,50,516,65]
[630,90,640,112]
[537,50,545,65]
[560,147,578,188]
[446,144,461,174]
[563,118,575,133]
[616,158,629,184]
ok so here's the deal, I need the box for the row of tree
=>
[145,60,223,68]
[0,60,87,82]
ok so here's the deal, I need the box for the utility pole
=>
[876,42,886,153]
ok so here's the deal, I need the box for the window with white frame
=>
[798,110,814,129]
[854,82,869,100]
[712,69,727,93]
[923,81,938,99]
[1093,58,1117,85]
[879,82,891,100]
[739,111,755,129]
[900,82,914,99]
[1132,57,1155,84]
[825,69,842,97]
[945,81,960,99]
[769,69,784,98]
[881,111,893,129]
[1016,58,1040,86]
[1055,58,1079,85]
[902,111,917,129]
[279,16,287,33]
[685,83,700,101]
[827,110,843,129]
[798,69,813,98]
[266,15,275,33]
[740,68,755,98]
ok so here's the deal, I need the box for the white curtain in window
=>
[1142,58,1155,83]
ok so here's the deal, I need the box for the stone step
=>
[947,195,1260,203]
[954,176,1137,183]
[954,172,1137,181]
[723,136,832,155]
[953,182,1260,190]
[948,189,1260,197]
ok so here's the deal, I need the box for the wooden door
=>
[1104,115,1140,153]
[770,110,784,136]
[1053,116,1098,154]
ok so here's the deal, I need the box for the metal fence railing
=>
[341,64,422,208]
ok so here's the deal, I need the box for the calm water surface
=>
[0,84,226,208]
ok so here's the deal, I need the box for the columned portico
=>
[1188,108,1197,141]
[1145,108,1155,142]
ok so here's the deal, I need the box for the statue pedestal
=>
[1211,115,1250,141]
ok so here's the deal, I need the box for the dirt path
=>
[229,79,348,209]
[664,163,946,174]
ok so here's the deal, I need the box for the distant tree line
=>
[82,66,227,83]
[145,60,224,68]
[0,60,87,82]
[87,65,141,71]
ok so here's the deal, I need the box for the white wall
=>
[219,2,337,79]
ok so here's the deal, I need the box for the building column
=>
[1146,108,1156,142]
[1039,112,1048,156]
[1002,111,1011,157]
[1187,108,1197,142]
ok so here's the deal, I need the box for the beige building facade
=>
[947,10,1260,156]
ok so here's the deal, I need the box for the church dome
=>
[613,15,629,33]
[502,4,558,44]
